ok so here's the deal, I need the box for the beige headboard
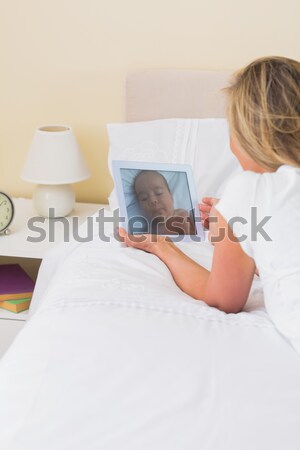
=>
[125,69,232,122]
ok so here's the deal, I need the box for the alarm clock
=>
[0,192,14,235]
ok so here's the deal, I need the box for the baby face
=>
[134,171,174,220]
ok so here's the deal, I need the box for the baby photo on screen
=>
[132,169,196,235]
[112,160,204,241]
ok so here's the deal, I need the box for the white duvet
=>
[0,217,300,450]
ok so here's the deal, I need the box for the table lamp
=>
[21,125,90,217]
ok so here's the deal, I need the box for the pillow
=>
[107,118,241,209]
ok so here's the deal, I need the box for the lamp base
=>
[33,184,75,218]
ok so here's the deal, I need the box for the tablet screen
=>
[112,161,204,242]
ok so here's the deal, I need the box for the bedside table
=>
[0,197,106,358]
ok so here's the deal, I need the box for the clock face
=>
[0,192,14,233]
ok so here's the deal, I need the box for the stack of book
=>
[0,264,35,313]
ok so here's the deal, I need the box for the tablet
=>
[112,160,204,242]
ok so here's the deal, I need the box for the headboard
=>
[125,69,232,122]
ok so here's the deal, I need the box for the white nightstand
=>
[0,197,106,357]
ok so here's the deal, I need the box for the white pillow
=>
[107,118,241,209]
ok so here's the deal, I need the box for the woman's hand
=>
[117,227,173,257]
[199,197,219,229]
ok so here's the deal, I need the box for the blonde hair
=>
[226,56,300,169]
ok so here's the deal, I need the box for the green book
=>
[0,298,31,313]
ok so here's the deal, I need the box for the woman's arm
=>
[118,209,255,313]
[204,209,256,312]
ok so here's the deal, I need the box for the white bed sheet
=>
[0,211,300,450]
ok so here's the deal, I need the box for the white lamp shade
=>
[21,125,90,184]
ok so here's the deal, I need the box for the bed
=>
[0,70,300,450]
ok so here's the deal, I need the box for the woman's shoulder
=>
[226,169,260,186]
[217,165,300,217]
[220,165,300,197]
[254,165,300,200]
[218,170,260,202]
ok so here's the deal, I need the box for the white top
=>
[216,165,300,354]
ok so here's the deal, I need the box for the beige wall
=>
[0,0,299,204]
